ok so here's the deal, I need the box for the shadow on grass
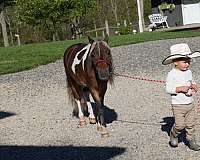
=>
[0,145,126,160]
[0,111,16,119]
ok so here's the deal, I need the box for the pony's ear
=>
[88,36,94,44]
[104,34,109,44]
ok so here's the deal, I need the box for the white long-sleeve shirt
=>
[165,68,195,105]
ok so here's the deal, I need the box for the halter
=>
[95,59,110,66]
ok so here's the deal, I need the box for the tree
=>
[0,0,152,45]
[0,0,16,47]
[16,0,97,41]
[67,0,97,39]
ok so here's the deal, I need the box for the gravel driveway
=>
[1,37,200,160]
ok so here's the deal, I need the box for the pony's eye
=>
[107,51,111,56]
[91,54,95,57]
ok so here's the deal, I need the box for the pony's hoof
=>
[89,117,96,124]
[101,132,110,138]
[78,118,86,127]
[97,125,103,132]
[97,125,110,138]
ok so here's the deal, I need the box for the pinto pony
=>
[63,36,114,137]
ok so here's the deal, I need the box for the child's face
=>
[174,58,191,71]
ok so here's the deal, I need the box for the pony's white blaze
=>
[72,44,91,74]
[101,41,110,50]
[75,99,84,118]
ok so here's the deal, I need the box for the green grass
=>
[0,30,200,75]
[0,39,84,75]
[109,29,200,47]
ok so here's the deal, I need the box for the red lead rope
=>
[114,72,166,84]
[114,72,200,108]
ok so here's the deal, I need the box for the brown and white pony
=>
[63,36,114,137]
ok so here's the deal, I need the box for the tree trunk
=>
[110,0,118,26]
[52,20,58,41]
[93,19,98,37]
[52,33,56,41]
[0,10,9,47]
[125,0,131,24]
[5,9,14,45]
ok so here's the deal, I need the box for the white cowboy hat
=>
[162,43,200,65]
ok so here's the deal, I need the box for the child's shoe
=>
[188,138,200,151]
[169,131,178,147]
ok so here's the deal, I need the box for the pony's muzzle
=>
[96,60,111,81]
[97,67,110,81]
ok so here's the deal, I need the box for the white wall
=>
[182,3,200,25]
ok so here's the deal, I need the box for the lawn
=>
[0,30,200,75]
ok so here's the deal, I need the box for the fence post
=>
[105,20,109,36]
[15,34,21,46]
[124,20,127,27]
[102,30,105,38]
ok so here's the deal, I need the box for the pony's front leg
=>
[90,89,109,137]
[99,81,108,106]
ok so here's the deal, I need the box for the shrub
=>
[119,26,132,35]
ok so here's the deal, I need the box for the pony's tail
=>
[65,75,78,117]
[65,75,88,117]
[64,47,80,117]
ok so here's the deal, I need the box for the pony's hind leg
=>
[75,99,87,127]
[87,102,96,124]
[83,90,96,124]
[67,76,86,127]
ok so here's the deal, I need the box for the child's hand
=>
[191,84,198,92]
[197,104,200,112]
[176,86,190,93]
